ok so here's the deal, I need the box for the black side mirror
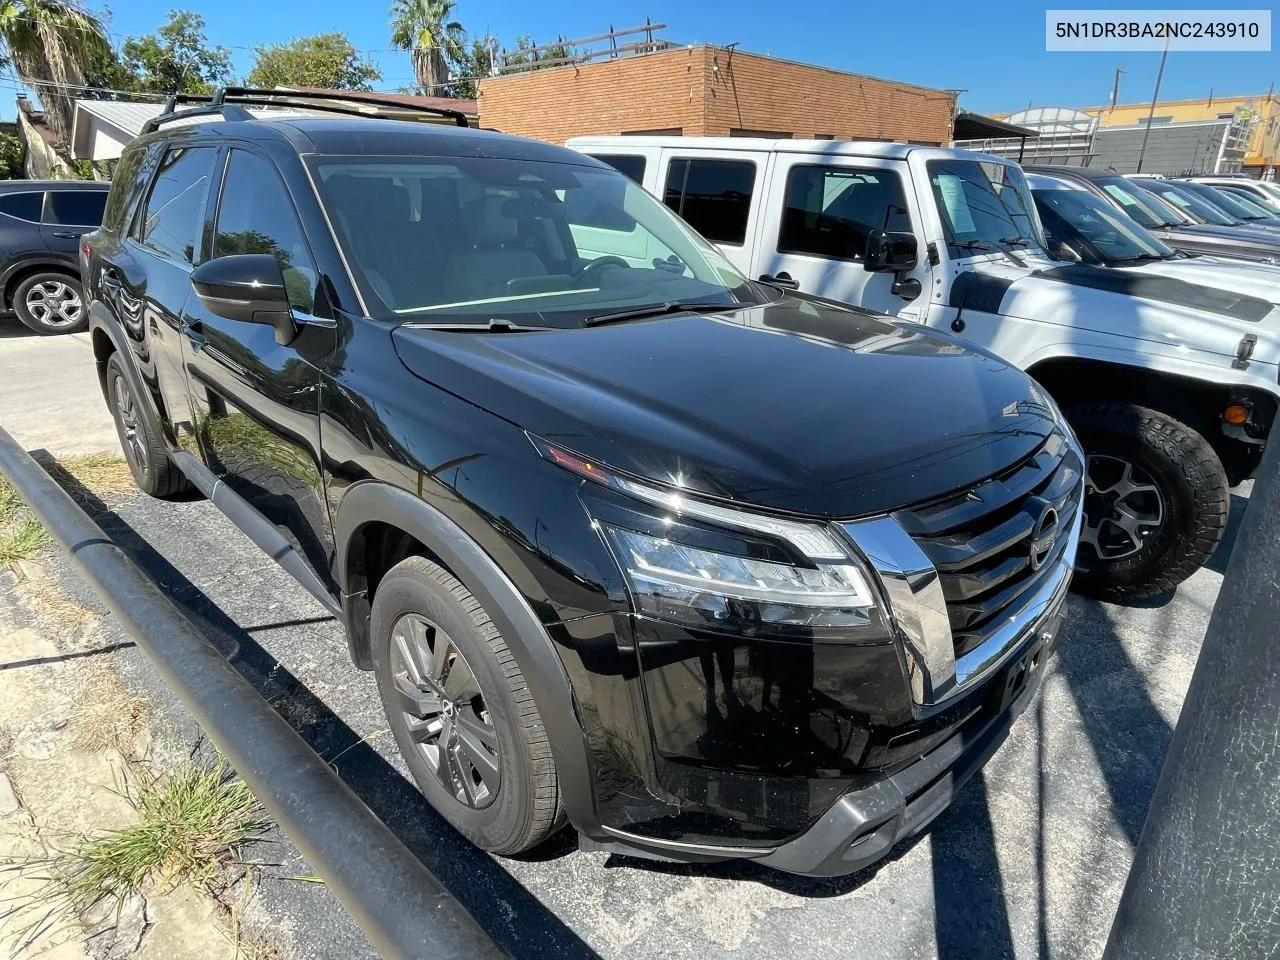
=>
[1049,239,1082,263]
[191,254,296,345]
[864,229,919,273]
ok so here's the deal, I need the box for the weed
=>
[0,475,19,525]
[0,518,48,566]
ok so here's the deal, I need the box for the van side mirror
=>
[864,230,919,273]
[191,254,296,345]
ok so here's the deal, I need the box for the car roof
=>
[568,134,927,160]
[0,179,110,192]
[1022,164,1124,182]
[1026,172,1085,191]
[140,116,606,168]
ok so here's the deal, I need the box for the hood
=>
[956,260,1280,367]
[1161,223,1280,262]
[1122,256,1280,309]
[391,299,1056,518]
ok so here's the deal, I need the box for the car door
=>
[753,155,933,318]
[657,151,764,275]
[41,188,107,256]
[104,143,220,448]
[184,145,338,591]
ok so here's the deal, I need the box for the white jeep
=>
[568,136,1280,600]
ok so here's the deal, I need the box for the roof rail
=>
[139,86,471,136]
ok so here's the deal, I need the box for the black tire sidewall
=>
[1069,404,1227,597]
[371,560,538,854]
[105,352,159,493]
[13,271,88,335]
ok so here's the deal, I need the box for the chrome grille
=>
[891,431,1084,660]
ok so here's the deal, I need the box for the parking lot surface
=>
[3,329,1246,959]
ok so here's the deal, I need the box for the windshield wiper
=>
[401,319,556,332]
[583,301,736,327]
[1000,236,1032,246]
[951,240,991,253]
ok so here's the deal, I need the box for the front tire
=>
[1067,402,1228,602]
[13,271,88,334]
[371,555,564,855]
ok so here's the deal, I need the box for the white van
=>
[567,135,1280,601]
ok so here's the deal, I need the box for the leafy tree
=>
[502,33,573,71]
[389,0,464,95]
[247,32,381,91]
[445,34,495,99]
[115,10,233,95]
[0,130,24,178]
[0,0,110,137]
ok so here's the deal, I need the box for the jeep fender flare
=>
[333,480,598,833]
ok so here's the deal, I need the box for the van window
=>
[663,158,755,245]
[591,154,646,184]
[778,165,911,260]
[137,146,218,264]
[0,191,43,222]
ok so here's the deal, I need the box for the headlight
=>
[603,526,875,631]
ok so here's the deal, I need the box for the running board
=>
[171,451,341,618]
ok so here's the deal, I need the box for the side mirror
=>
[864,229,919,273]
[190,254,296,345]
[1049,239,1082,263]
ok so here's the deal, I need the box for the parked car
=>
[1187,174,1280,212]
[571,136,1280,599]
[1028,172,1280,308]
[1209,183,1280,217]
[1022,164,1280,263]
[1129,176,1280,232]
[0,179,109,334]
[83,89,1085,877]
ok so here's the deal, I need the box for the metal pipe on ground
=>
[0,424,506,960]
[1103,440,1280,958]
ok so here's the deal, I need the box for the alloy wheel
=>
[390,612,500,809]
[112,373,148,473]
[25,280,83,328]
[1080,454,1165,561]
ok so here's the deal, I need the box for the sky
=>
[4,0,1276,120]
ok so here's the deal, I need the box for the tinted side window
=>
[778,166,912,260]
[592,154,646,184]
[138,146,217,264]
[0,191,43,222]
[45,191,108,226]
[214,150,317,312]
[102,145,150,233]
[663,158,755,245]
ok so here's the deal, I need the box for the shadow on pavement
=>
[1204,493,1249,576]
[43,462,601,960]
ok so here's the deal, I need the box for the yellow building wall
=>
[1084,95,1280,169]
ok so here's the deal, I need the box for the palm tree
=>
[389,0,465,96]
[0,0,109,138]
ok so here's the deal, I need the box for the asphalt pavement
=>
[1,323,1246,959]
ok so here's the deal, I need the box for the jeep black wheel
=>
[371,555,564,854]
[104,352,191,498]
[1067,402,1228,602]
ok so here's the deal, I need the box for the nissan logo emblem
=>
[1028,499,1060,571]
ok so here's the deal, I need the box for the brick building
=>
[478,45,956,146]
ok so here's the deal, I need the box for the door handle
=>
[52,230,81,239]
[759,272,799,291]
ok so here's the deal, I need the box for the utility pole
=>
[1135,39,1170,174]
[1109,67,1125,110]
[1102,427,1280,958]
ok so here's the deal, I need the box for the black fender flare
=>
[333,480,599,834]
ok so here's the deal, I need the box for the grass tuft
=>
[0,475,19,525]
[0,517,48,566]
[1,761,266,950]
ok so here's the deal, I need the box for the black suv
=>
[84,90,1084,877]
[0,179,109,334]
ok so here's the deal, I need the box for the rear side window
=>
[137,146,217,264]
[45,191,108,226]
[102,146,149,233]
[592,154,646,184]
[778,165,912,260]
[663,158,755,245]
[214,150,317,312]
[0,191,43,222]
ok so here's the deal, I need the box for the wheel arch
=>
[1,256,79,310]
[333,480,597,831]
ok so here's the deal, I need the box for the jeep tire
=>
[105,352,192,498]
[1067,402,1228,602]
[371,555,564,855]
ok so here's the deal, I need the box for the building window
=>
[729,128,792,139]
[777,165,912,260]
[663,158,756,245]
[591,154,646,184]
[814,134,836,140]
[621,128,682,136]
[1139,116,1173,126]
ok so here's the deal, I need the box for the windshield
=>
[1034,187,1175,262]
[1188,182,1274,220]
[927,158,1046,255]
[1093,177,1186,228]
[309,155,761,325]
[1134,179,1237,226]
[1221,186,1280,216]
